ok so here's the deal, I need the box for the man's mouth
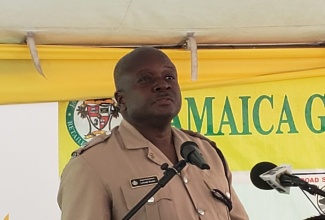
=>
[154,96,173,104]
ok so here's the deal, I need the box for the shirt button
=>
[147,197,155,203]
[149,153,155,159]
[197,208,205,216]
[183,177,188,184]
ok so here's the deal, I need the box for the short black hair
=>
[113,47,167,91]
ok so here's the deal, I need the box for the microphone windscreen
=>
[180,141,210,170]
[180,141,198,160]
[250,161,277,190]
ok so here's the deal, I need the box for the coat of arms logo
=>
[66,98,122,146]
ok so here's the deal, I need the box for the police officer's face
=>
[117,50,182,125]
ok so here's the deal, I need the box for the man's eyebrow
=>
[135,68,153,74]
[164,65,176,69]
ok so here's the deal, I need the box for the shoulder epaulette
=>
[71,133,111,158]
[180,128,229,189]
[180,129,218,148]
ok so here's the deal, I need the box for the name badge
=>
[130,176,158,188]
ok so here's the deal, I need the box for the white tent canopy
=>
[1,0,325,47]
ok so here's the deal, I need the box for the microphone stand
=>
[280,174,325,197]
[299,182,325,197]
[122,160,187,220]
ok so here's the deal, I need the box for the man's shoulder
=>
[177,128,217,147]
[71,132,112,158]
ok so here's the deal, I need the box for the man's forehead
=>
[124,50,175,72]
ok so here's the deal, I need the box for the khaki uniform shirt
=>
[58,120,249,220]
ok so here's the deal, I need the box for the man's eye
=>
[138,76,151,83]
[166,75,175,80]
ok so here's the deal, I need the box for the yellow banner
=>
[178,75,325,171]
[2,45,325,105]
[59,75,325,173]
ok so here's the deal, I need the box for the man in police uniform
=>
[58,47,249,220]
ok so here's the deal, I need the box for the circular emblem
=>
[66,98,122,146]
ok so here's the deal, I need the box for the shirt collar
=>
[117,119,152,150]
[118,119,199,154]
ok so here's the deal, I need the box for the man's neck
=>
[136,125,172,146]
[130,122,178,164]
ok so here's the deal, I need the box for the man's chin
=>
[151,112,175,121]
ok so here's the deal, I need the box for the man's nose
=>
[153,79,171,92]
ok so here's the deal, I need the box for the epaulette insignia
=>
[71,133,111,158]
[180,128,218,148]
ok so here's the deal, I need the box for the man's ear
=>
[114,91,126,111]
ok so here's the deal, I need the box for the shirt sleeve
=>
[227,166,250,220]
[57,156,111,220]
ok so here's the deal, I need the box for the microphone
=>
[250,161,277,190]
[180,141,210,170]
[250,161,325,197]
[250,161,294,193]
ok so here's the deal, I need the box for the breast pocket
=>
[121,183,178,220]
[203,174,233,213]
